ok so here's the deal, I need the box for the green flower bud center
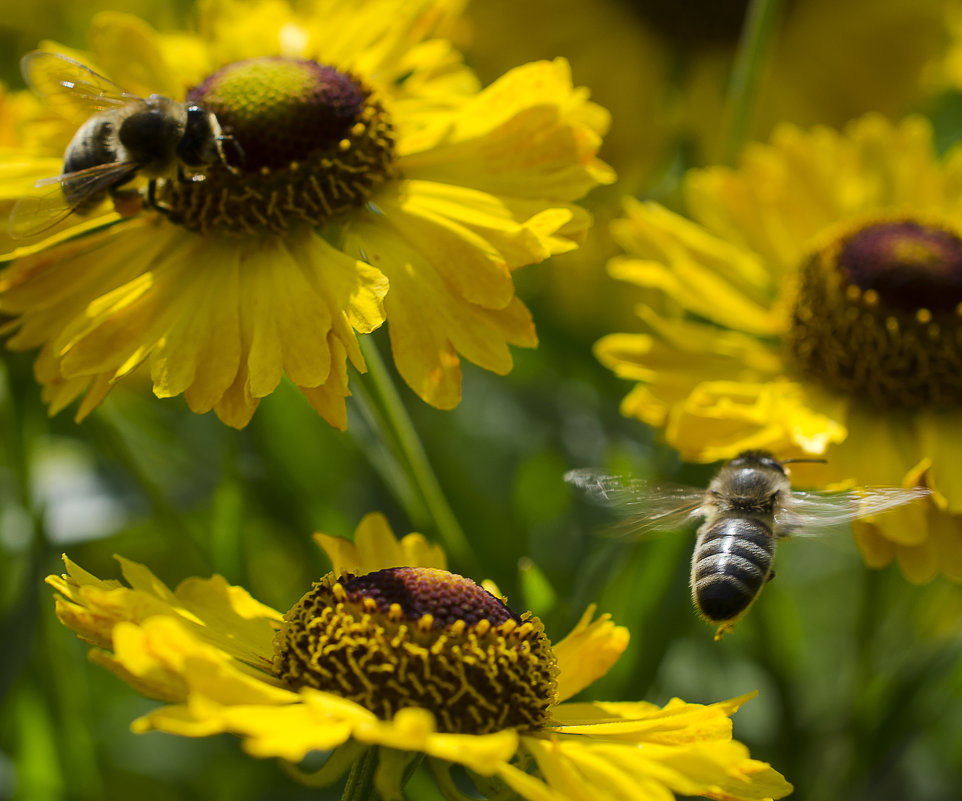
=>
[273,568,559,734]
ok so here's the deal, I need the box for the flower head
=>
[597,115,962,583]
[0,0,612,428]
[48,511,792,800]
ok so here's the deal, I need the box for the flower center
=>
[156,57,396,235]
[273,567,559,734]
[787,219,962,408]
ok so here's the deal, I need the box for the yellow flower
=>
[47,511,792,801]
[597,114,962,584]
[0,0,612,428]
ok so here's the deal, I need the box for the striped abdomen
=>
[691,516,776,625]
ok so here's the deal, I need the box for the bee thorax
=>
[117,106,187,174]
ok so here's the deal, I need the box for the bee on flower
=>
[0,0,613,429]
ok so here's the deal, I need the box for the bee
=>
[8,51,235,239]
[565,450,931,640]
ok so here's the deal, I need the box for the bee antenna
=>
[780,458,828,465]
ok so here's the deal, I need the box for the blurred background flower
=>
[456,0,956,341]
[595,115,962,584]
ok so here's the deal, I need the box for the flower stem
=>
[358,336,477,572]
[720,0,785,165]
[341,747,379,801]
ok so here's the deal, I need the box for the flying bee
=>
[565,450,931,640]
[8,51,236,239]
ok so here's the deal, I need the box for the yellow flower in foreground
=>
[48,512,792,801]
[0,0,612,428]
[597,115,962,583]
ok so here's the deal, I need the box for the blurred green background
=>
[2,1,962,800]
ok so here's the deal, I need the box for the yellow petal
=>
[153,237,243,405]
[347,216,536,408]
[550,695,753,743]
[352,707,519,776]
[401,59,613,201]
[298,334,352,431]
[522,732,792,801]
[113,617,294,705]
[667,380,847,464]
[376,185,517,308]
[552,605,628,703]
[314,512,446,575]
[609,199,777,332]
[918,410,962,513]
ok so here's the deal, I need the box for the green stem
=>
[342,747,380,801]
[349,373,430,527]
[720,0,785,165]
[429,759,482,801]
[358,336,476,572]
[89,409,210,566]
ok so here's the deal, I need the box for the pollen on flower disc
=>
[341,567,519,629]
[158,57,396,235]
[273,567,559,734]
[188,58,366,171]
[788,218,962,408]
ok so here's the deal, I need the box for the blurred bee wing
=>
[21,51,140,112]
[8,161,139,239]
[564,468,706,537]
[776,486,932,533]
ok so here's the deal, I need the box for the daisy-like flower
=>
[48,511,793,800]
[0,0,612,428]
[596,114,962,584]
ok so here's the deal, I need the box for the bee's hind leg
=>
[713,623,735,641]
[109,187,145,219]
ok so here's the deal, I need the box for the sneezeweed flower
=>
[47,511,792,800]
[596,114,962,584]
[0,0,612,429]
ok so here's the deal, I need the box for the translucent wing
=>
[8,161,138,239]
[564,468,707,537]
[21,51,140,113]
[775,486,931,535]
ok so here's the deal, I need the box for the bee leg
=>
[766,570,776,583]
[713,623,735,641]
[109,188,144,219]
[219,135,245,173]
[145,179,174,217]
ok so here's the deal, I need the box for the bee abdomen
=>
[691,517,775,624]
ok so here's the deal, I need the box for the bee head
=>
[178,106,238,170]
[728,450,786,474]
[712,451,790,513]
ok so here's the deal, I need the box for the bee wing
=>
[8,161,139,239]
[775,486,932,534]
[21,51,140,112]
[564,468,707,537]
